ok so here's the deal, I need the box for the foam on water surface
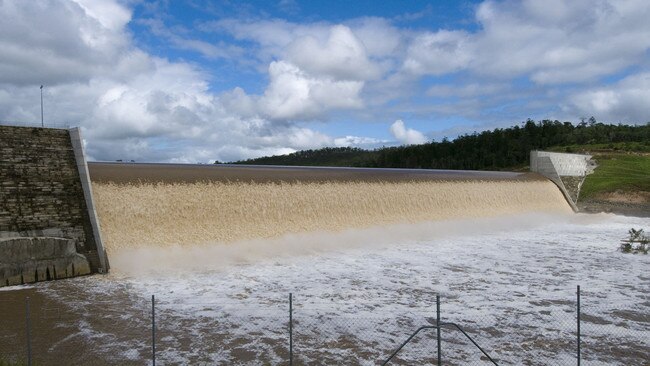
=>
[13,213,648,365]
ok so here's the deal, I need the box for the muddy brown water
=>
[88,162,544,184]
[0,282,153,365]
[88,163,570,253]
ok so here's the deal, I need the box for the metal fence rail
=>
[1,286,648,365]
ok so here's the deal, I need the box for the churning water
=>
[1,213,648,365]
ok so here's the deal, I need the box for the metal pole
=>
[152,295,156,366]
[40,85,44,128]
[26,297,32,366]
[577,285,581,366]
[289,293,293,366]
[436,295,441,366]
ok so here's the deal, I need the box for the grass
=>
[0,358,26,366]
[545,142,650,201]
[580,154,650,200]
[549,141,650,154]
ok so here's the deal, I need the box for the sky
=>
[1,0,649,163]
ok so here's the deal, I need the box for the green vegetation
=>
[549,141,650,154]
[0,358,26,366]
[620,228,649,254]
[231,120,650,172]
[580,154,650,200]
[229,120,650,206]
[236,146,373,167]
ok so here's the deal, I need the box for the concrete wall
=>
[0,125,107,286]
[69,128,108,271]
[530,151,594,176]
[530,150,595,210]
[1,237,90,286]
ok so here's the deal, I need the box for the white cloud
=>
[565,72,650,122]
[471,0,650,83]
[286,25,381,81]
[390,120,427,145]
[333,135,385,147]
[1,0,648,164]
[0,0,134,86]
[72,0,131,31]
[427,83,507,98]
[0,1,382,163]
[403,30,473,75]
[348,17,402,58]
[259,61,364,121]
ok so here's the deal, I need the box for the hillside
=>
[548,144,650,216]
[232,120,649,171]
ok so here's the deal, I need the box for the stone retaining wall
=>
[0,125,106,286]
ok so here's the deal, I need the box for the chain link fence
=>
[0,120,72,129]
[1,286,648,365]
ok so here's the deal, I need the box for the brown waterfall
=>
[88,163,572,252]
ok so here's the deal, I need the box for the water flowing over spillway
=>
[89,163,572,252]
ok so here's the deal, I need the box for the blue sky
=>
[1,0,649,163]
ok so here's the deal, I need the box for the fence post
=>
[289,293,293,366]
[436,295,441,366]
[152,295,156,366]
[577,285,580,366]
[25,297,32,366]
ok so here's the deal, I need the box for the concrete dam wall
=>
[0,126,107,287]
[88,163,573,252]
[530,150,595,210]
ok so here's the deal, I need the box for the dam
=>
[1,125,573,286]
[88,162,572,252]
[4,128,647,366]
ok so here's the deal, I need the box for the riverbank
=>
[579,191,650,217]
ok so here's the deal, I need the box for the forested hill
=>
[229,120,650,171]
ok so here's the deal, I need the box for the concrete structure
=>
[530,151,596,211]
[1,237,90,286]
[0,125,108,287]
[69,127,108,272]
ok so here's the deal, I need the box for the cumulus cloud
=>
[286,25,381,81]
[397,0,650,86]
[0,0,379,163]
[565,72,650,123]
[403,30,473,75]
[259,61,364,121]
[1,0,648,164]
[0,0,134,86]
[471,0,650,83]
[390,120,427,145]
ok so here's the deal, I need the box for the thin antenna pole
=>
[40,85,44,128]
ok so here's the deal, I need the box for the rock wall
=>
[0,126,107,286]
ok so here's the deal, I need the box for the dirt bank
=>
[579,191,650,217]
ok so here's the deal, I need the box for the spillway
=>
[88,163,572,252]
